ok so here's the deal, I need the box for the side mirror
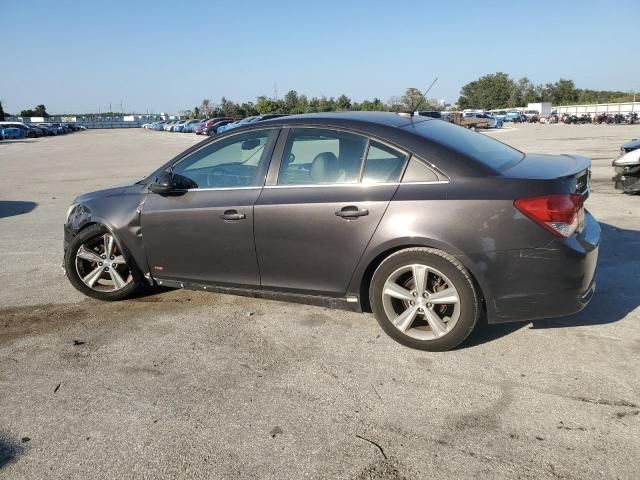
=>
[149,172,175,195]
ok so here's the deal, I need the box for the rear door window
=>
[362,141,408,184]
[277,129,368,185]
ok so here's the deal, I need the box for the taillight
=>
[514,194,585,238]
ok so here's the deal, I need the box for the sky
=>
[2,0,639,114]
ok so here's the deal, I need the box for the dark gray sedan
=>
[63,112,600,351]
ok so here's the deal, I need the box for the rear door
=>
[254,127,409,296]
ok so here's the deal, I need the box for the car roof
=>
[622,138,640,149]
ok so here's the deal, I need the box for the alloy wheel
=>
[75,233,132,292]
[381,264,460,340]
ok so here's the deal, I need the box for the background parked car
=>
[217,114,289,133]
[0,122,37,138]
[621,138,640,154]
[492,110,507,120]
[196,117,235,135]
[37,123,59,135]
[182,119,204,133]
[415,111,442,119]
[203,120,234,136]
[504,111,526,122]
[0,127,25,139]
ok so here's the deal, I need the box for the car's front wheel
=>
[64,224,141,300]
[370,248,480,351]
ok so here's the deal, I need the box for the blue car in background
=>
[37,124,59,135]
[0,127,26,139]
[181,119,203,133]
[504,111,526,123]
[217,116,258,133]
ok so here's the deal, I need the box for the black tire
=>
[370,247,480,351]
[64,224,141,301]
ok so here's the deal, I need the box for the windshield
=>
[403,120,524,171]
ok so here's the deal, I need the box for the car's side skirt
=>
[154,278,362,313]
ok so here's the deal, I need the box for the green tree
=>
[317,96,335,112]
[283,90,299,113]
[336,94,352,110]
[191,106,201,118]
[34,104,49,117]
[400,87,427,112]
[458,72,515,110]
[553,79,578,104]
[295,95,309,113]
[220,96,240,117]
[239,102,258,117]
[21,104,49,117]
[0,101,5,120]
[256,96,283,114]
[359,98,386,111]
[307,97,320,113]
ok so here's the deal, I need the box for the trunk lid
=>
[503,153,590,197]
[502,153,590,180]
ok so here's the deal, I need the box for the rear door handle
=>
[335,206,369,219]
[220,209,246,221]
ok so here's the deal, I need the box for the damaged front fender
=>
[64,184,152,284]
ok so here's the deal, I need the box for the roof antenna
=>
[416,77,438,115]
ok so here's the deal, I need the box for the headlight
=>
[65,203,78,223]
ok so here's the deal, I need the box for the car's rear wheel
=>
[65,224,141,301]
[370,248,480,351]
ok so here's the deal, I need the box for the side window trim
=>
[361,139,410,184]
[265,127,291,186]
[262,125,450,187]
[168,128,281,191]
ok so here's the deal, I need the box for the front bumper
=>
[473,211,601,324]
[612,165,640,193]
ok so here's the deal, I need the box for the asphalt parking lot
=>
[1,124,639,479]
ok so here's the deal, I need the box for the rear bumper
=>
[475,211,601,324]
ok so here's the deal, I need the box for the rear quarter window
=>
[404,120,523,171]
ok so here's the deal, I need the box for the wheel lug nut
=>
[110,256,114,260]
[104,267,109,271]
[101,255,106,259]
[98,262,103,266]
[112,263,116,267]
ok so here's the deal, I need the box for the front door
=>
[142,128,279,286]
[254,128,409,296]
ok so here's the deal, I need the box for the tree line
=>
[458,72,636,110]
[3,77,635,121]
[188,88,437,119]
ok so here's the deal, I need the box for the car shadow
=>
[0,140,36,144]
[460,222,640,348]
[0,201,38,219]
[0,433,24,469]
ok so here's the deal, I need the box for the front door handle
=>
[335,206,369,219]
[220,210,246,221]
